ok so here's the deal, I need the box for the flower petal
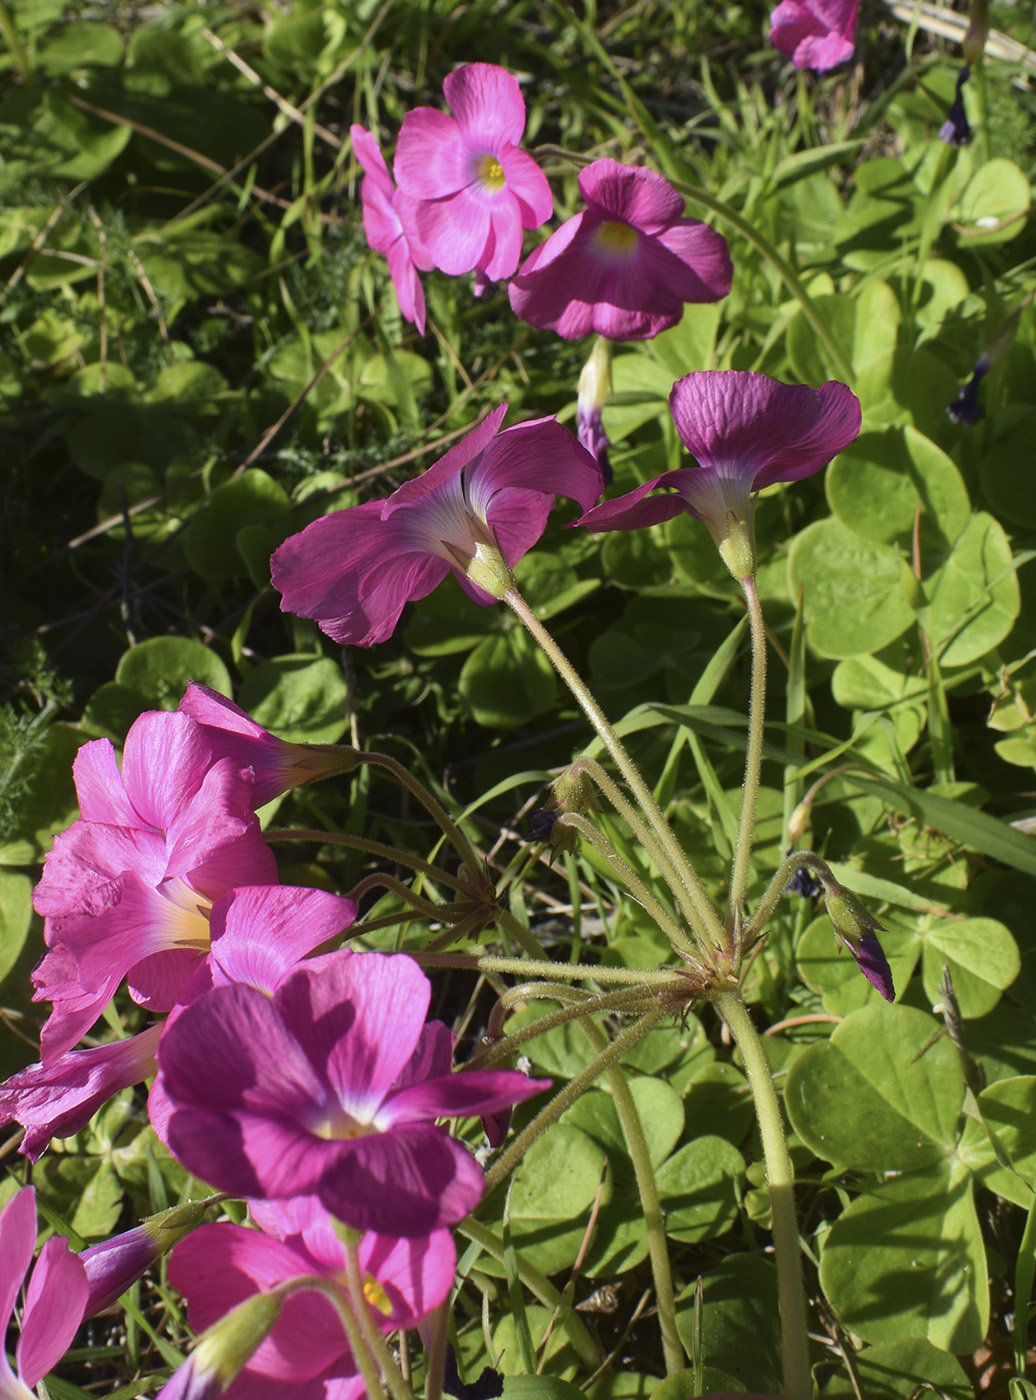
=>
[443,63,526,147]
[578,158,685,229]
[18,1236,88,1387]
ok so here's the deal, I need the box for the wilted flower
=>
[509,158,732,341]
[271,405,602,647]
[394,63,552,285]
[351,124,432,334]
[769,0,858,71]
[577,371,861,579]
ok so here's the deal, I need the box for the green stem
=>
[715,990,811,1400]
[484,1004,665,1195]
[477,984,664,1069]
[726,576,768,949]
[579,1017,685,1375]
[349,871,447,920]
[459,1220,604,1369]
[342,1240,416,1400]
[504,587,724,958]
[492,905,553,961]
[556,812,685,946]
[746,850,834,942]
[0,1,30,78]
[361,751,483,879]
[416,949,682,987]
[266,827,470,893]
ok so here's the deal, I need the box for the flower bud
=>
[81,1198,214,1315]
[577,337,614,484]
[825,881,894,1002]
[163,1289,286,1399]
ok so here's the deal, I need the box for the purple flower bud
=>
[939,66,972,147]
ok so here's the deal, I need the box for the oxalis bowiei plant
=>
[1,1,1035,1398]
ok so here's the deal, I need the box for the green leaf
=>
[677,1255,781,1394]
[238,656,348,745]
[827,426,970,549]
[785,1004,963,1169]
[819,1163,989,1352]
[955,157,1031,244]
[115,637,231,711]
[503,1123,610,1276]
[921,915,1019,1018]
[656,1135,744,1244]
[0,870,32,988]
[459,628,557,728]
[927,510,1020,666]
[184,471,290,582]
[817,1337,972,1398]
[787,517,915,658]
[958,1076,1036,1206]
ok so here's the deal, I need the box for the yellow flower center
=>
[478,154,506,191]
[311,1110,372,1142]
[593,220,639,257]
[362,1275,393,1316]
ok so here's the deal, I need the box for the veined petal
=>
[578,158,685,231]
[653,220,734,300]
[443,64,526,146]
[317,1123,485,1235]
[0,1190,38,1343]
[382,1068,550,1125]
[497,145,552,228]
[669,371,821,474]
[120,712,216,833]
[752,380,862,486]
[70,739,137,828]
[17,1236,88,1388]
[210,888,356,994]
[469,416,604,514]
[350,125,393,201]
[394,108,471,199]
[480,487,552,569]
[575,474,690,533]
[276,955,430,1119]
[165,758,275,898]
[386,404,508,511]
[384,238,427,334]
[411,184,492,276]
[482,197,524,281]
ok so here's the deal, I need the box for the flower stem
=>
[715,989,811,1400]
[726,575,767,952]
[266,827,470,893]
[578,1016,685,1376]
[360,751,483,880]
[504,587,724,958]
[555,812,685,946]
[342,1241,416,1400]
[476,984,665,1068]
[483,1003,665,1196]
[416,949,682,987]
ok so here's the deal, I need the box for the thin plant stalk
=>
[504,587,724,957]
[361,751,484,879]
[716,989,811,1400]
[726,575,768,945]
[579,1016,685,1376]
[484,1003,666,1196]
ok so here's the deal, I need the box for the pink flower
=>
[577,371,861,575]
[271,405,602,647]
[350,124,431,334]
[154,951,551,1236]
[31,711,276,1062]
[0,1024,161,1162]
[394,63,552,284]
[769,0,858,71]
[178,684,358,809]
[0,1187,88,1398]
[509,158,732,340]
[163,1198,455,1400]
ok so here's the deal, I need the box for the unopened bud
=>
[825,881,895,1002]
[786,802,811,846]
[963,0,989,65]
[82,1198,214,1315]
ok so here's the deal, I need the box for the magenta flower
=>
[31,710,276,1062]
[178,684,358,810]
[350,124,432,334]
[393,63,552,284]
[0,1187,88,1398]
[509,159,732,340]
[154,951,551,1236]
[162,1199,455,1400]
[577,371,861,576]
[271,405,602,647]
[0,1024,161,1162]
[769,0,858,71]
